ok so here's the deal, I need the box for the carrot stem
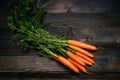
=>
[39,44,58,57]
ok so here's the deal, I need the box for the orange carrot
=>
[52,56,79,73]
[68,40,97,50]
[68,58,87,73]
[75,52,95,64]
[52,56,61,62]
[66,51,86,66]
[69,45,94,58]
[75,55,93,66]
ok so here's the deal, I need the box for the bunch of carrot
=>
[51,40,97,73]
[8,0,98,74]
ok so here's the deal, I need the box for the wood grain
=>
[0,0,120,79]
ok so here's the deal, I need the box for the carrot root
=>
[75,52,95,64]
[68,58,87,73]
[75,55,93,66]
[52,56,79,73]
[69,45,94,58]
[68,40,97,50]
[66,51,86,66]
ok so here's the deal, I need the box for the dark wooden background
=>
[0,0,120,80]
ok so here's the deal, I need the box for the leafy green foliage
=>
[8,0,68,57]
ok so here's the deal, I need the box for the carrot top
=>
[8,0,97,73]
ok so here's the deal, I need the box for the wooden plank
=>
[1,13,120,42]
[0,13,120,56]
[0,0,120,22]
[0,56,67,72]
[70,0,120,13]
[0,54,120,79]
[0,78,109,80]
[0,74,120,80]
[0,0,120,16]
[44,13,120,23]
[0,50,120,72]
[41,0,120,13]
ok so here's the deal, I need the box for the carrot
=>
[52,56,61,62]
[75,52,95,64]
[69,45,94,58]
[68,40,97,50]
[75,55,93,66]
[68,58,87,73]
[52,56,79,73]
[66,51,86,66]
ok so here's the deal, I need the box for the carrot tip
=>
[95,48,99,50]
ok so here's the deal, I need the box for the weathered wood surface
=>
[0,13,120,56]
[1,54,119,79]
[0,0,120,22]
[0,53,120,72]
[0,0,120,79]
[0,17,120,79]
[41,0,120,13]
